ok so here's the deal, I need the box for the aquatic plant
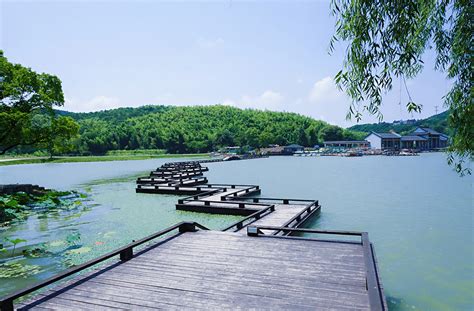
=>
[4,237,27,256]
[66,246,91,255]
[22,243,49,258]
[65,232,81,246]
[0,190,88,224]
[0,262,42,278]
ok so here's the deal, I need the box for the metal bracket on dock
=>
[247,226,262,236]
[179,222,197,233]
[120,247,133,261]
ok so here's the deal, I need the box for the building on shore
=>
[365,132,401,150]
[258,144,304,155]
[323,140,370,150]
[222,146,241,154]
[400,135,428,149]
[411,127,449,149]
[259,145,284,155]
[283,144,304,154]
[365,127,449,151]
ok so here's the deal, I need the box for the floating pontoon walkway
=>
[136,161,321,232]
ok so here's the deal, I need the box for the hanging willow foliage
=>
[330,0,473,175]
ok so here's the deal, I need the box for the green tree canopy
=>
[60,105,358,154]
[331,0,472,174]
[0,51,79,155]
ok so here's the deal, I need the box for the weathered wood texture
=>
[19,230,376,310]
[235,204,310,233]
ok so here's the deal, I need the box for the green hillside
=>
[59,105,364,155]
[348,111,450,136]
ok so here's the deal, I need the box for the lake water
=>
[0,154,472,310]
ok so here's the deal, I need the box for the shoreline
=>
[0,153,210,167]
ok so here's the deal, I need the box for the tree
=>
[298,128,309,147]
[165,129,186,153]
[44,116,80,157]
[306,125,320,146]
[330,0,472,175]
[0,50,79,155]
[216,129,235,147]
[318,126,344,142]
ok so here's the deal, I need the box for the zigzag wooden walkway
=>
[137,161,321,232]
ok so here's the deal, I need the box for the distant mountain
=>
[348,111,450,136]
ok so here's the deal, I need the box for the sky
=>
[1,0,450,127]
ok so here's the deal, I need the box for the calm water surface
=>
[0,154,472,310]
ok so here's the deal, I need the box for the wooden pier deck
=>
[0,160,386,310]
[4,222,386,310]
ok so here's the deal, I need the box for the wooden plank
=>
[19,230,377,310]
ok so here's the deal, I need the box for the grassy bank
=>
[0,153,210,166]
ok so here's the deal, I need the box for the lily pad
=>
[66,246,91,255]
[66,232,81,246]
[103,231,116,239]
[0,262,42,278]
[49,240,66,247]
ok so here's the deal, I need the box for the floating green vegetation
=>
[0,262,42,278]
[65,232,81,246]
[0,190,88,224]
[4,237,27,256]
[66,246,91,255]
[22,243,50,259]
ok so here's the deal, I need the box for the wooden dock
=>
[0,160,387,310]
[137,161,321,231]
[2,222,386,310]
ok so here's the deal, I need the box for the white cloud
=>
[196,37,225,49]
[63,96,121,112]
[303,77,389,126]
[292,76,353,126]
[223,90,284,110]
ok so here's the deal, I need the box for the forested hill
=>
[60,105,364,155]
[348,111,450,135]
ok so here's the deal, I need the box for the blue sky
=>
[1,0,449,127]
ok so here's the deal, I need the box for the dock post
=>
[247,226,259,236]
[179,222,196,233]
[0,299,13,311]
[120,247,133,261]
